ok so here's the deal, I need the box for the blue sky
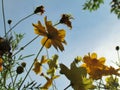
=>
[1,0,120,90]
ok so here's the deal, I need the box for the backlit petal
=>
[91,53,97,59]
[32,21,47,36]
[41,37,51,48]
[58,29,66,41]
[33,61,42,74]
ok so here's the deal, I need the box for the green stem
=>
[25,67,32,81]
[18,38,48,90]
[53,22,60,26]
[12,35,39,57]
[9,70,13,86]
[2,0,7,37]
[13,74,18,87]
[64,84,72,90]
[9,67,14,87]
[6,13,34,36]
[117,50,120,64]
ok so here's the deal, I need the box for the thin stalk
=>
[6,13,34,36]
[13,74,18,87]
[9,70,14,87]
[64,84,72,90]
[117,50,120,64]
[12,35,39,57]
[53,22,60,26]
[2,0,7,37]
[46,49,49,59]
[25,67,32,81]
[98,79,102,90]
[18,38,48,90]
[8,66,14,87]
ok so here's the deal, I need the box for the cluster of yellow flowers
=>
[82,53,120,80]
[32,13,120,89]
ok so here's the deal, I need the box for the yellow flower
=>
[82,53,106,73]
[60,61,95,90]
[82,53,120,80]
[33,56,48,74]
[47,54,58,76]
[40,73,59,90]
[0,58,3,72]
[32,16,66,51]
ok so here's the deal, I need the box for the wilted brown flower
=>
[34,5,45,15]
[16,66,24,74]
[59,14,73,29]
[0,37,11,56]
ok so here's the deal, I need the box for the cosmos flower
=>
[32,16,66,51]
[82,53,120,80]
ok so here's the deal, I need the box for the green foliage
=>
[110,0,120,18]
[83,0,104,11]
[83,0,120,18]
[11,33,24,51]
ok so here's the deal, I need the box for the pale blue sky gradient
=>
[1,0,120,90]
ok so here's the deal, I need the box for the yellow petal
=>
[52,40,64,51]
[41,56,48,64]
[0,58,3,72]
[33,61,42,74]
[58,29,66,41]
[41,37,51,48]
[0,66,3,72]
[44,16,58,36]
[0,58,3,65]
[99,57,106,64]
[52,75,60,79]
[32,21,47,36]
[41,79,52,89]
[91,53,97,59]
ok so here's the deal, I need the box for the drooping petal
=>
[41,37,51,48]
[44,16,58,36]
[41,56,48,64]
[58,29,66,41]
[99,57,106,64]
[52,39,64,51]
[33,61,42,74]
[32,21,47,36]
[40,73,59,89]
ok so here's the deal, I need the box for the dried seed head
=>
[21,62,26,68]
[16,66,24,74]
[8,20,12,24]
[116,46,119,51]
[34,5,45,15]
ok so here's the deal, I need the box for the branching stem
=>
[18,38,48,90]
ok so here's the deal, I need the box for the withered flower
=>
[0,37,11,56]
[59,14,73,29]
[34,5,45,15]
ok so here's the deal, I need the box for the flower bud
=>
[21,62,26,68]
[116,46,119,51]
